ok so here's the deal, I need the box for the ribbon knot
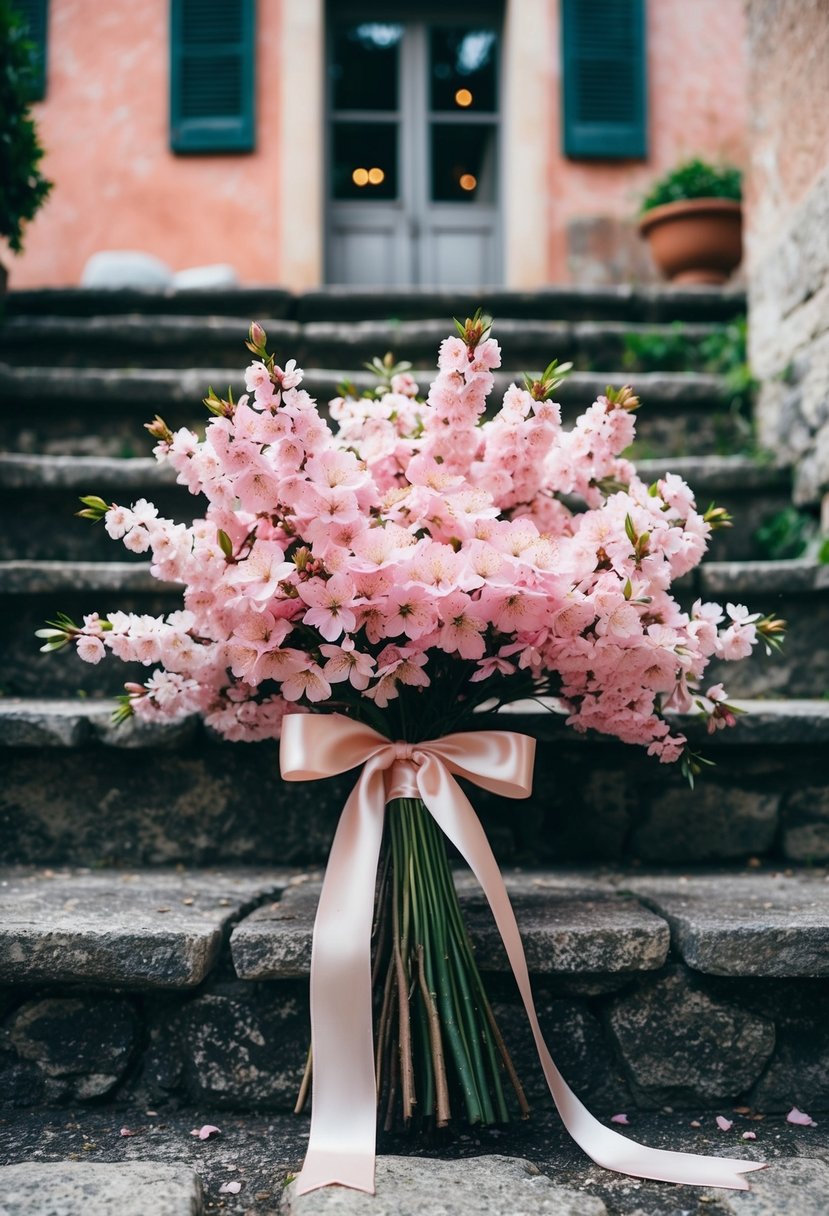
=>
[279,712,765,1198]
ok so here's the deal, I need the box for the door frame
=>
[323,0,505,287]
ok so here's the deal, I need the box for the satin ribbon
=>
[280,713,765,1196]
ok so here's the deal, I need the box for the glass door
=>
[326,9,501,288]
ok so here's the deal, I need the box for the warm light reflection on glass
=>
[352,167,370,187]
[368,166,385,185]
[459,173,477,191]
[454,87,473,107]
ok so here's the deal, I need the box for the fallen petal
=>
[742,1131,757,1140]
[716,1116,733,1131]
[689,1120,701,1129]
[220,1181,242,1194]
[191,1124,221,1140]
[119,1128,137,1138]
[610,1113,629,1125]
[786,1107,817,1127]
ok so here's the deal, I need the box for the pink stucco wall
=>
[7,0,285,287]
[8,0,747,288]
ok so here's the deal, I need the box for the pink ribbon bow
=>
[280,713,765,1196]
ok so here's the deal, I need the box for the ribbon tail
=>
[295,759,388,1197]
[417,757,767,1193]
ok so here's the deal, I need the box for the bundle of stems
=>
[376,796,529,1128]
[295,797,529,1130]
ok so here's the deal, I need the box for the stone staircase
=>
[1,286,828,1215]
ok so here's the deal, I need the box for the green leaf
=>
[217,529,234,559]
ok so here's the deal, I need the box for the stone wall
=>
[745,0,829,506]
[2,966,825,1116]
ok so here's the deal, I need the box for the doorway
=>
[326,5,503,288]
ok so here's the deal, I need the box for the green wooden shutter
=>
[11,0,48,101]
[562,0,647,159]
[170,0,255,154]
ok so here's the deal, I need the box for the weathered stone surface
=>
[747,983,829,1112]
[709,1157,829,1216]
[176,982,309,1108]
[9,1104,829,1215]
[608,967,775,1106]
[627,872,829,976]
[4,702,829,867]
[700,558,829,597]
[0,1161,203,1216]
[0,699,198,749]
[284,1154,607,1216]
[782,786,829,862]
[230,873,669,980]
[0,745,350,866]
[0,868,293,987]
[4,997,137,1102]
[293,283,746,324]
[460,888,669,976]
[697,563,829,699]
[0,314,299,370]
[493,996,632,1111]
[0,559,168,594]
[629,785,779,863]
[230,883,320,979]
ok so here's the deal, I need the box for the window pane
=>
[332,122,398,200]
[430,26,498,112]
[431,123,496,202]
[331,23,403,111]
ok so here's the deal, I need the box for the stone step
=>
[0,1162,205,1216]
[1,698,827,867]
[4,283,746,323]
[0,313,724,372]
[0,453,792,563]
[1,363,738,457]
[0,864,827,1120]
[4,1119,826,1216]
[1,555,821,698]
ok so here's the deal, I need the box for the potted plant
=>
[0,0,52,290]
[638,158,742,285]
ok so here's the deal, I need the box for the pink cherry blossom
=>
[44,321,768,757]
[298,574,358,641]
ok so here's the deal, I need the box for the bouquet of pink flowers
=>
[40,314,781,1194]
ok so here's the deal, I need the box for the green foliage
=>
[640,158,741,215]
[0,0,52,253]
[621,321,697,373]
[754,506,820,562]
[622,316,758,455]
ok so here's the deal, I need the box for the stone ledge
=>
[0,453,175,490]
[3,697,829,750]
[0,363,732,409]
[4,282,746,322]
[284,1155,607,1216]
[0,451,790,495]
[7,1109,829,1216]
[0,312,299,347]
[0,867,297,988]
[229,871,670,981]
[635,454,791,492]
[0,560,176,594]
[0,1162,205,1216]
[624,871,829,976]
[700,558,829,596]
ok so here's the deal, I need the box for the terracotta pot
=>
[638,198,742,285]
